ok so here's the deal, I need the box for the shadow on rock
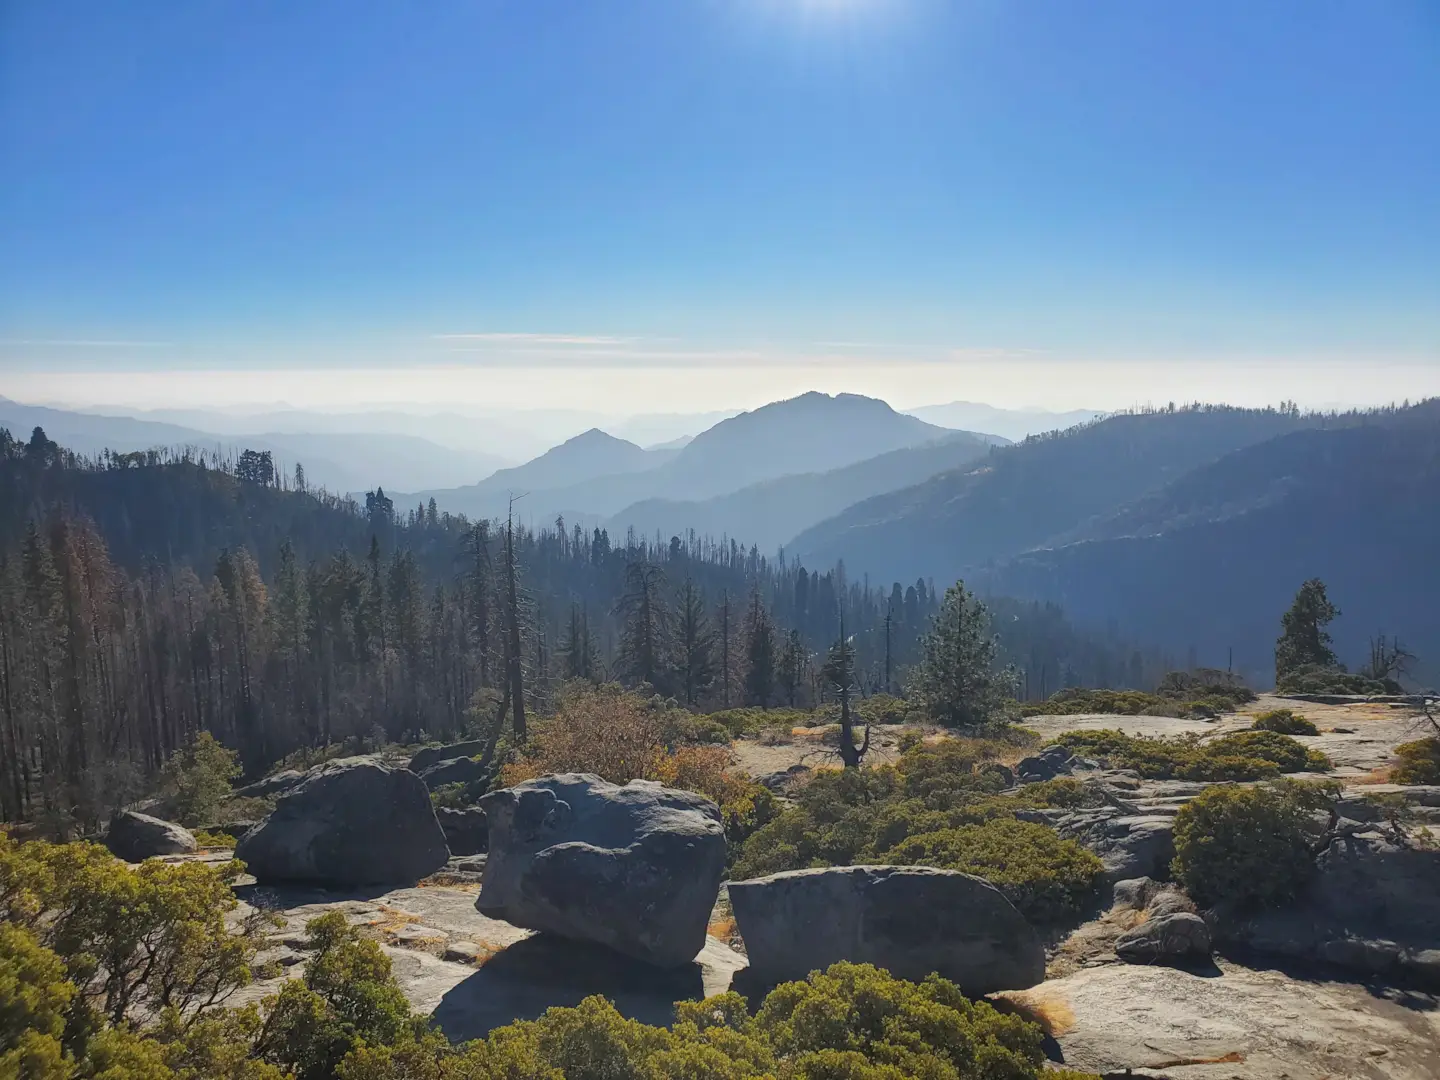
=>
[235,882,401,909]
[431,934,708,1043]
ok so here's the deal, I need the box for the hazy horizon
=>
[3,3,1435,417]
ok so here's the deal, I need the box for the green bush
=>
[163,732,242,826]
[883,819,1103,924]
[1251,708,1319,736]
[1202,730,1330,772]
[730,739,1102,924]
[339,962,1099,1080]
[1393,737,1440,783]
[1275,664,1398,696]
[1050,728,1329,781]
[1171,781,1332,909]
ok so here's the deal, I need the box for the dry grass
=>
[416,874,484,892]
[992,989,1076,1038]
[707,915,738,944]
[364,905,421,935]
[1350,765,1397,785]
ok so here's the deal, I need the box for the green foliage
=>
[335,963,1094,1080]
[428,783,476,810]
[0,833,259,1025]
[162,732,242,827]
[1274,664,1396,696]
[192,829,238,850]
[883,820,1104,925]
[1050,727,1329,781]
[909,582,1018,729]
[1171,781,1334,909]
[1020,671,1255,720]
[1250,709,1319,736]
[1274,579,1340,685]
[1202,730,1330,772]
[730,739,1101,924]
[1393,737,1440,784]
[0,923,74,1054]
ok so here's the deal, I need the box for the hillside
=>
[906,400,1100,441]
[790,406,1324,584]
[0,397,507,493]
[976,403,1440,683]
[416,391,956,522]
[609,430,1002,552]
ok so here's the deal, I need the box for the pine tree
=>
[743,589,777,707]
[1275,578,1340,683]
[559,603,601,683]
[821,610,867,768]
[779,629,807,707]
[615,561,670,691]
[910,581,1015,728]
[674,579,716,706]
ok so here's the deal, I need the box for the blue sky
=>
[1,1,1436,411]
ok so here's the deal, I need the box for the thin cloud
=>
[430,332,636,345]
[0,338,173,348]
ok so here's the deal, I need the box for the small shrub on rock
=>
[1393,737,1440,784]
[883,819,1104,924]
[1171,782,1331,909]
[1202,730,1330,772]
[1050,728,1328,781]
[1251,709,1319,735]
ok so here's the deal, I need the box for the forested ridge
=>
[0,425,1165,829]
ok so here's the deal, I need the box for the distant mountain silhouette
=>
[609,429,1002,552]
[415,392,955,521]
[907,400,1100,442]
[974,403,1440,684]
[0,397,505,493]
[790,406,1322,584]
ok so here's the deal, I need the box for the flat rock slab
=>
[229,879,745,1041]
[998,960,1440,1080]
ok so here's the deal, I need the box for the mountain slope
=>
[790,407,1324,584]
[609,430,1003,552]
[907,401,1099,441]
[663,392,949,500]
[975,404,1440,683]
[415,391,955,522]
[0,398,507,493]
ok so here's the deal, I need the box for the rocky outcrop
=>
[236,758,449,886]
[106,810,197,861]
[727,865,1044,995]
[1116,913,1212,963]
[755,765,811,793]
[420,756,487,791]
[410,740,489,773]
[1016,745,1076,782]
[437,807,487,855]
[1217,828,1440,986]
[233,769,308,799]
[1056,810,1175,884]
[477,774,727,968]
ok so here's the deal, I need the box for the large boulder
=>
[233,769,308,799]
[727,865,1045,995]
[236,757,449,886]
[477,773,726,968]
[1016,745,1075,783]
[410,740,489,773]
[1217,829,1440,986]
[420,756,487,791]
[437,806,487,855]
[106,810,197,861]
[1057,810,1175,884]
[1116,913,1212,964]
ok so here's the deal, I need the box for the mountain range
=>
[403,392,961,524]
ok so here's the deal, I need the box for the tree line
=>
[0,426,1172,829]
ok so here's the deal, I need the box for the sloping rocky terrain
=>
[139,694,1440,1079]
